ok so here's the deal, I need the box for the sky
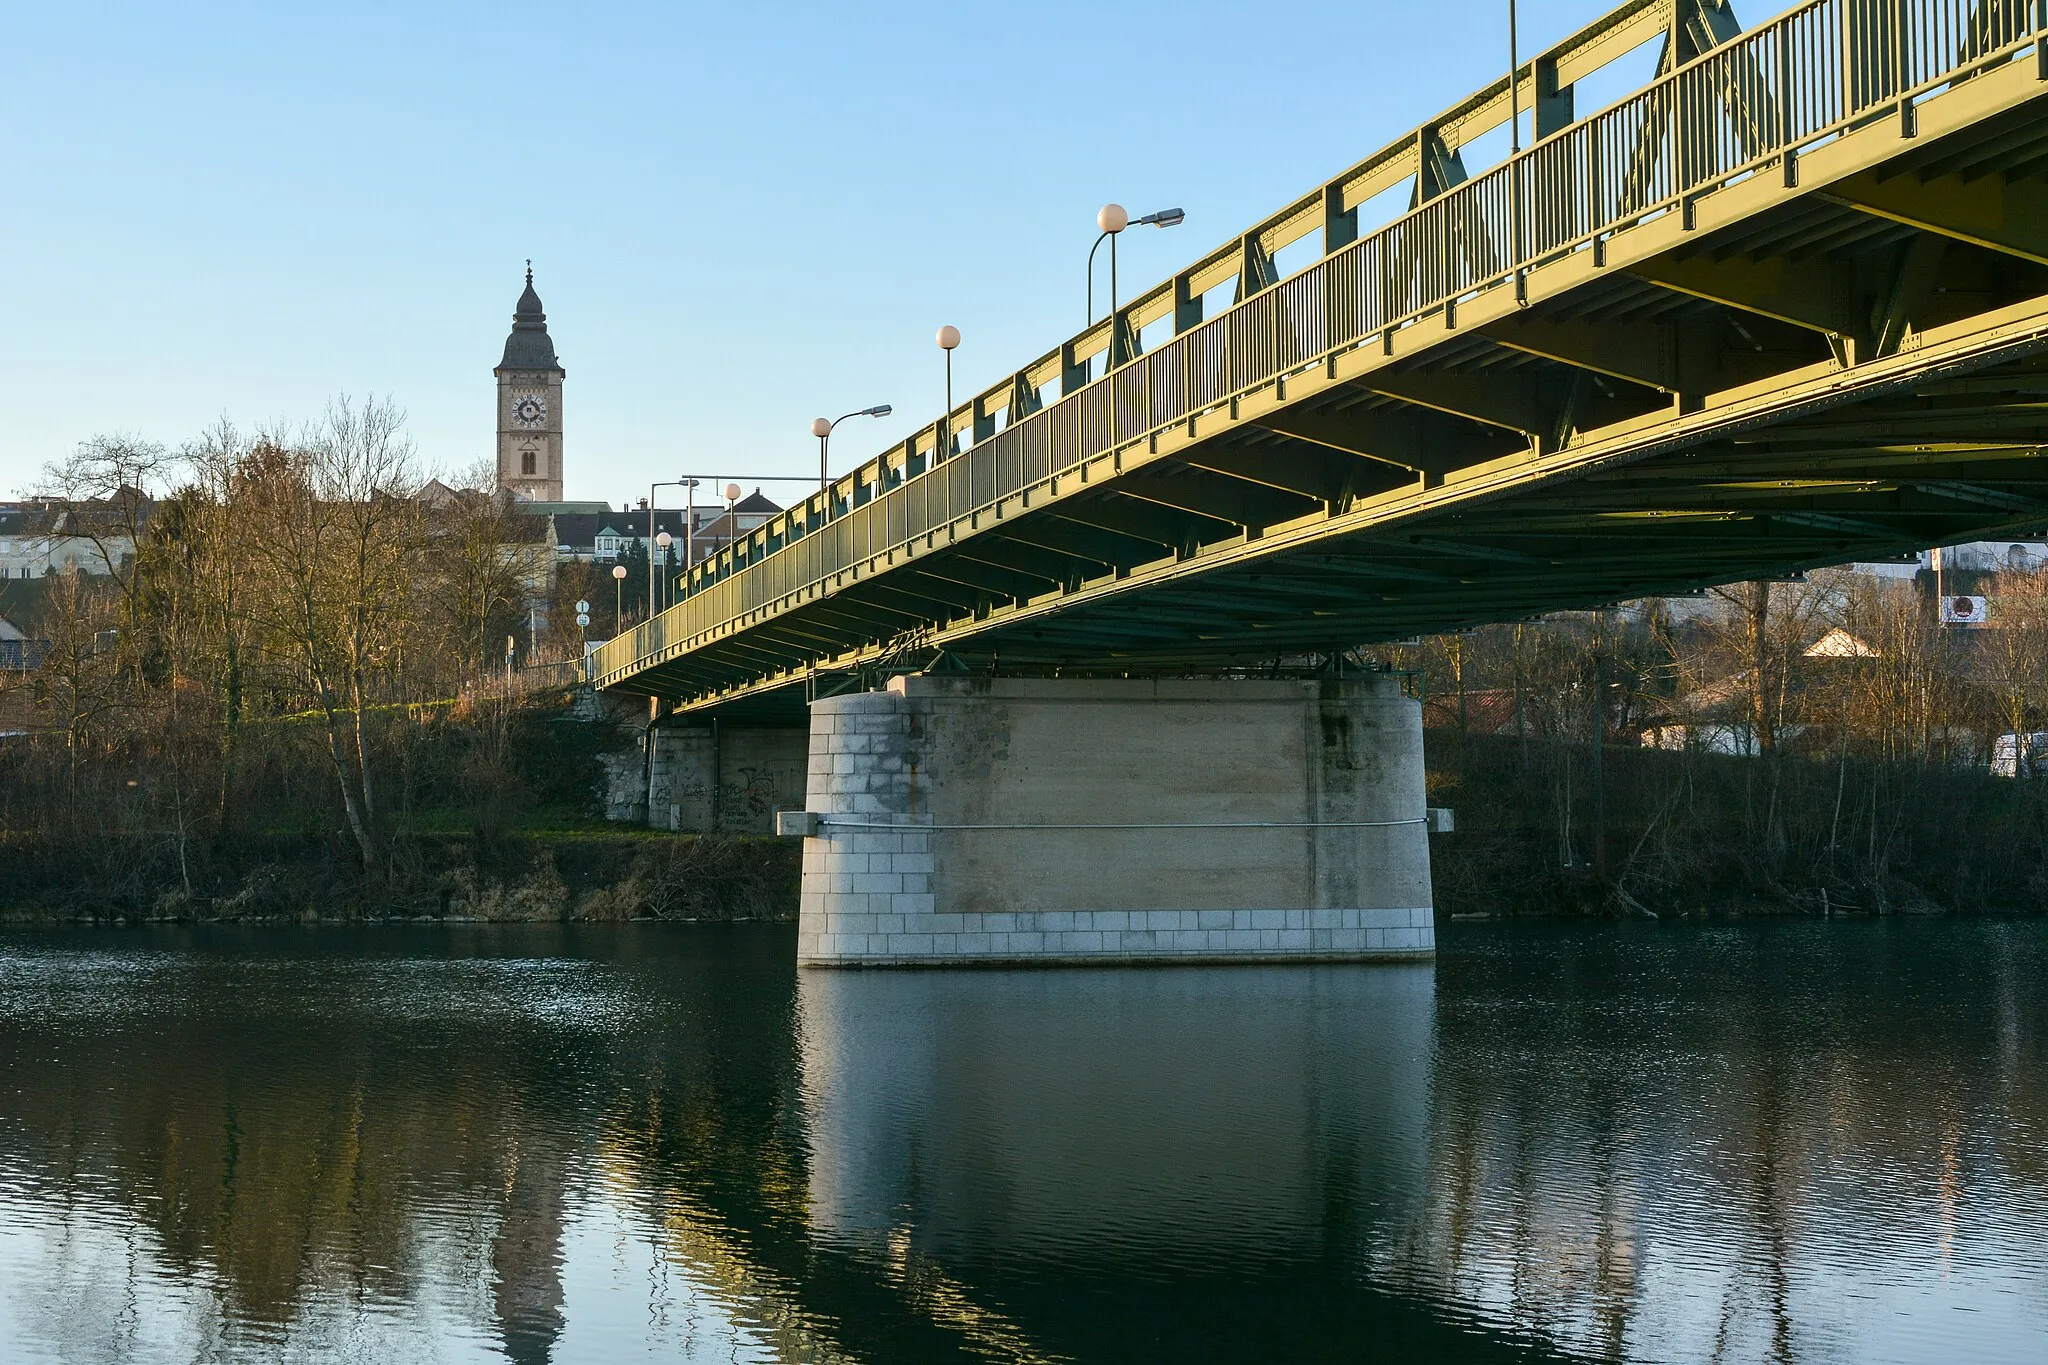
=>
[1,0,1684,509]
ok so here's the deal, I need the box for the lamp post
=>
[1088,204,1184,328]
[1509,0,1521,157]
[611,563,627,635]
[935,325,961,456]
[662,474,833,605]
[1509,0,1526,303]
[681,477,699,581]
[647,478,699,617]
[811,405,894,501]
[655,530,673,613]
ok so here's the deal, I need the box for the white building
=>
[1851,540,2048,579]
[0,502,140,580]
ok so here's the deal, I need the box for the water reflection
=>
[801,965,1431,1251]
[0,923,2042,1362]
[1402,924,2048,1364]
[797,965,1443,1358]
[0,927,807,1364]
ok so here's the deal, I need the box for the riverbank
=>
[0,828,801,925]
[1425,732,2048,918]
[0,684,799,925]
[7,685,2044,924]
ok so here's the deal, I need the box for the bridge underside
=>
[610,48,2048,720]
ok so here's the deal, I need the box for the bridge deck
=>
[596,0,2048,711]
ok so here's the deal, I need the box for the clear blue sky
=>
[2,0,1675,506]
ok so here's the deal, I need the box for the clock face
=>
[512,392,548,428]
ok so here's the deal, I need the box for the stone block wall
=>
[797,675,1433,967]
[647,724,808,834]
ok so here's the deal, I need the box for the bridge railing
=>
[593,0,2046,691]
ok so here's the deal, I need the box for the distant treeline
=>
[1369,573,2048,915]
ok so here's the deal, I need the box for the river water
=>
[0,921,2041,1363]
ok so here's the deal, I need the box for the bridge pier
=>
[794,675,1434,967]
[647,721,809,834]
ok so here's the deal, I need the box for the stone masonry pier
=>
[646,722,807,834]
[794,675,1434,967]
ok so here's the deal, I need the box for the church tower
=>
[495,264,565,502]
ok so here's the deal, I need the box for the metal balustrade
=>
[592,0,2048,690]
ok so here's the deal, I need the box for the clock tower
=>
[495,264,565,501]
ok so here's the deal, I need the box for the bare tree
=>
[30,568,125,767]
[240,398,423,870]
[429,460,548,680]
[1685,578,1833,866]
[1984,568,2048,775]
[37,435,168,628]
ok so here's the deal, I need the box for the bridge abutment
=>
[795,675,1434,967]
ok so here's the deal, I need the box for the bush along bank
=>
[0,678,802,924]
[1425,732,2048,918]
[0,829,801,925]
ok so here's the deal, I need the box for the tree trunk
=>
[1592,647,1609,882]
[1747,581,1787,866]
[350,659,379,839]
[318,694,375,870]
[217,602,242,833]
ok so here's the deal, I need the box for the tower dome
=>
[499,265,561,371]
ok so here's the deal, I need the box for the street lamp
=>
[936,325,961,456]
[680,477,700,580]
[811,405,893,498]
[1508,0,1526,303]
[1088,203,1184,332]
[611,563,628,635]
[655,530,673,613]
[647,477,702,618]
[663,473,839,605]
[1508,0,1521,157]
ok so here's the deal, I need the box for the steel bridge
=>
[595,0,2048,715]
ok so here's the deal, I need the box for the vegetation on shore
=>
[1,410,797,923]
[0,680,799,924]
[1384,571,2048,918]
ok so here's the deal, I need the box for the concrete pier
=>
[646,723,808,834]
[794,675,1434,967]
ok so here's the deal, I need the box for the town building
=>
[495,266,566,503]
[546,492,783,567]
[0,495,151,580]
[480,265,783,573]
[0,579,51,679]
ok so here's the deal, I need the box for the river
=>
[0,920,2041,1363]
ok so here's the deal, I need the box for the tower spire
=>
[496,264,565,502]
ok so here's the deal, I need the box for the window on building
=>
[521,450,536,476]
